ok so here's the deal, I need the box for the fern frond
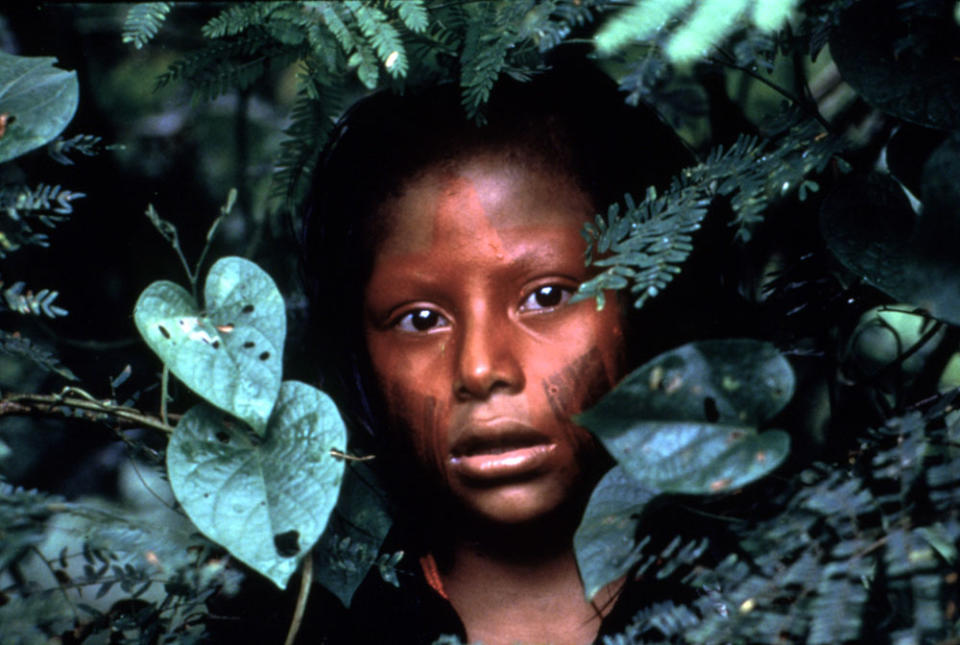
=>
[202,2,283,39]
[47,134,103,166]
[388,0,428,33]
[1,282,67,318]
[0,330,76,380]
[576,117,843,309]
[346,1,408,77]
[271,63,347,216]
[121,2,172,50]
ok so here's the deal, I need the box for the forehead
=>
[375,150,593,257]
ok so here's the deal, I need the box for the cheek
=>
[384,382,447,475]
[542,346,614,424]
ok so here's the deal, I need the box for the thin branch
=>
[708,52,833,133]
[0,391,175,434]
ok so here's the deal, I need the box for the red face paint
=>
[363,151,626,525]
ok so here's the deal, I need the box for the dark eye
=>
[519,285,573,313]
[396,308,450,332]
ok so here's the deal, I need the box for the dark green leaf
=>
[573,466,657,600]
[313,462,393,607]
[822,152,960,326]
[830,1,960,130]
[576,340,792,493]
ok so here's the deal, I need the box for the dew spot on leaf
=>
[274,530,300,558]
[242,304,254,314]
[157,325,170,339]
[212,340,220,350]
[259,351,270,361]
[243,341,255,349]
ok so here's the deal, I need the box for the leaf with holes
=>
[0,52,79,164]
[575,339,793,494]
[166,381,346,589]
[134,256,285,435]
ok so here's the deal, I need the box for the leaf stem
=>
[160,364,170,427]
[285,550,313,645]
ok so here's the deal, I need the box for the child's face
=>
[363,151,625,525]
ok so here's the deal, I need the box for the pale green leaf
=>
[133,257,285,435]
[0,52,78,164]
[166,381,347,589]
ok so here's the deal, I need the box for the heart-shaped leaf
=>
[166,380,346,589]
[573,340,792,597]
[822,140,960,327]
[134,257,285,435]
[574,466,657,600]
[575,339,792,493]
[830,1,960,131]
[0,52,79,164]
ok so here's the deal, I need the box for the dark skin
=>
[363,149,627,644]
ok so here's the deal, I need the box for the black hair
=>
[300,61,693,451]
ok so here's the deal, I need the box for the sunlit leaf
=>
[0,52,78,164]
[166,381,346,589]
[134,256,285,435]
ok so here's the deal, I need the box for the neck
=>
[430,504,622,645]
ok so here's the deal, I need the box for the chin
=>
[457,480,581,527]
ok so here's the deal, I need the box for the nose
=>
[453,305,525,400]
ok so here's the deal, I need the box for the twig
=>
[284,551,313,645]
[0,391,175,434]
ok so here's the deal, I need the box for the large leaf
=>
[134,256,285,435]
[573,466,657,600]
[822,139,960,327]
[575,339,792,493]
[166,381,346,589]
[573,340,792,597]
[313,462,394,607]
[830,0,960,131]
[0,52,79,164]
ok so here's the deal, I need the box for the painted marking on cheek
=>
[388,383,445,475]
[542,347,610,422]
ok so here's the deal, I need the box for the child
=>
[302,62,692,644]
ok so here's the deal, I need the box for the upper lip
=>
[449,419,552,457]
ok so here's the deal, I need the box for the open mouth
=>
[449,428,556,480]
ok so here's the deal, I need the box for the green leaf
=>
[134,256,285,435]
[0,52,78,164]
[573,466,657,600]
[822,147,960,327]
[830,1,960,130]
[313,462,393,607]
[575,339,793,493]
[166,381,347,589]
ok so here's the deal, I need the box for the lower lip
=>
[449,444,556,480]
